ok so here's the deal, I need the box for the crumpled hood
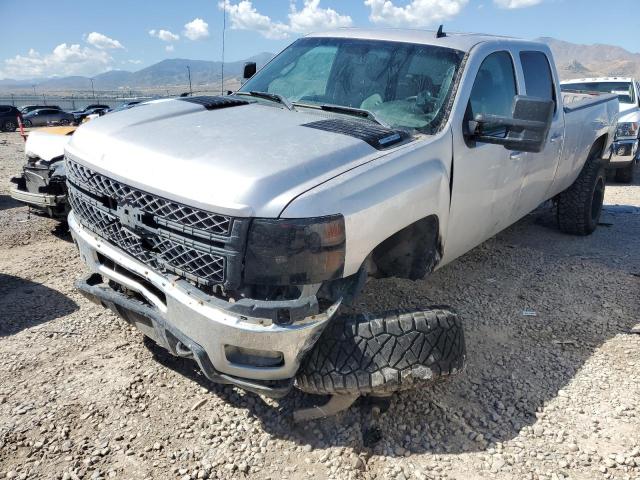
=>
[26,130,73,162]
[65,98,392,217]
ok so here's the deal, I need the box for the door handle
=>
[510,151,524,160]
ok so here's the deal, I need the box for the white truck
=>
[562,77,639,183]
[66,29,618,418]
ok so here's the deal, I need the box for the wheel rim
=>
[591,177,605,222]
[24,120,32,127]
[5,121,15,130]
[60,119,69,125]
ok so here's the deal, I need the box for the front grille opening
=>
[97,252,167,305]
[224,345,284,368]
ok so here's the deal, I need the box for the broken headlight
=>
[243,215,345,286]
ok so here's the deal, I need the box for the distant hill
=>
[538,37,640,80]
[0,52,275,92]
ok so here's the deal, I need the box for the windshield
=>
[240,37,465,133]
[561,81,636,104]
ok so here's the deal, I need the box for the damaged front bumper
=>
[9,183,66,210]
[69,212,340,397]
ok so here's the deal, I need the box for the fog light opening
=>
[224,345,284,368]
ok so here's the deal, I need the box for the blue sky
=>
[0,0,638,80]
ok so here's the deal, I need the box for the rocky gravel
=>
[1,130,639,480]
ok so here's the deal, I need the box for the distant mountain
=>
[0,52,275,92]
[538,37,640,80]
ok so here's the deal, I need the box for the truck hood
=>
[65,98,397,217]
[619,102,640,122]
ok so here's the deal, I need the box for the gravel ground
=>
[0,130,639,480]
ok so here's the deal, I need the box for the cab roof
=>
[306,28,530,53]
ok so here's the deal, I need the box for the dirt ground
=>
[0,130,639,480]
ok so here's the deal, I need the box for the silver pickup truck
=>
[66,29,618,418]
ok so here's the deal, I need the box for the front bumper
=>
[609,139,639,166]
[9,183,66,210]
[68,212,339,396]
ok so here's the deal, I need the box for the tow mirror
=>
[467,96,554,153]
[243,62,257,80]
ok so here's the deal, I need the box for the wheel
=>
[615,163,634,183]
[557,146,606,235]
[295,308,465,396]
[23,119,32,128]
[59,119,70,126]
[2,120,17,132]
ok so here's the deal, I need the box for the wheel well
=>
[591,134,608,159]
[369,215,441,281]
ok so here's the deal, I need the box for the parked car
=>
[66,29,618,419]
[23,108,75,127]
[561,77,640,183]
[71,104,110,123]
[20,105,62,114]
[10,127,75,217]
[109,101,142,113]
[0,105,22,132]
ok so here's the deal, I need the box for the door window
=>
[520,51,556,109]
[467,51,517,135]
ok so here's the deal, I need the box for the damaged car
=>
[66,30,619,419]
[10,127,76,218]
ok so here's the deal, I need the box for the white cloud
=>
[288,0,353,32]
[86,32,124,49]
[149,29,180,42]
[219,0,352,39]
[183,18,210,40]
[493,0,542,7]
[364,0,468,27]
[165,45,175,53]
[0,43,113,79]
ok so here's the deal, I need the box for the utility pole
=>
[32,85,36,97]
[187,66,193,95]
[221,0,226,95]
[10,94,14,106]
[90,78,95,99]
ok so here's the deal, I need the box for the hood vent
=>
[179,96,249,110]
[302,118,409,150]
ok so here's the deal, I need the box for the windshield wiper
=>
[235,91,293,110]
[317,104,389,128]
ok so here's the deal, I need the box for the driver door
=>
[443,49,526,264]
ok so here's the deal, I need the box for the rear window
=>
[520,51,556,108]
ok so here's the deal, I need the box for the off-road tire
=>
[557,147,606,235]
[295,308,465,396]
[615,163,634,184]
[2,120,17,132]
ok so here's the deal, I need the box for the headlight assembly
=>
[244,215,345,286]
[616,122,639,139]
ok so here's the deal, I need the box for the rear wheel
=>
[23,119,32,128]
[296,308,465,396]
[557,146,606,235]
[59,119,70,126]
[615,163,634,184]
[2,120,17,132]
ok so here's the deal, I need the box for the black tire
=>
[2,120,17,132]
[59,119,70,126]
[557,146,606,235]
[615,163,634,184]
[296,308,465,396]
[23,119,32,128]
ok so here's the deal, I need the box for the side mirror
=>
[243,62,257,80]
[467,96,554,153]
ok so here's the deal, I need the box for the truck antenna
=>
[436,25,446,38]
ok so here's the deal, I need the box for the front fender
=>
[280,131,453,277]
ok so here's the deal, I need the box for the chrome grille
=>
[66,159,231,237]
[65,159,247,288]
